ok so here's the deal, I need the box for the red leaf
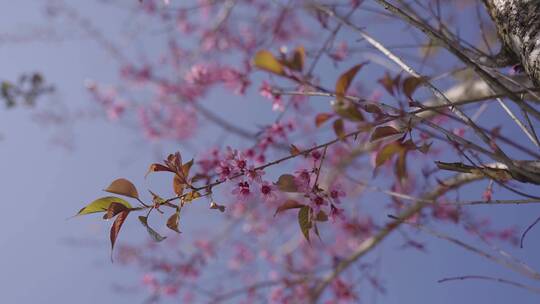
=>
[110,209,129,262]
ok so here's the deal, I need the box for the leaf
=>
[290,144,301,156]
[103,202,129,220]
[145,163,173,177]
[402,76,423,100]
[315,113,333,128]
[173,174,186,197]
[184,191,201,203]
[253,50,284,75]
[375,142,402,168]
[166,211,181,233]
[210,201,226,212]
[290,46,305,72]
[395,150,408,182]
[76,196,132,216]
[333,118,346,140]
[275,174,298,192]
[370,126,402,142]
[418,142,432,154]
[274,200,304,216]
[298,206,311,242]
[333,103,364,122]
[315,210,328,222]
[181,159,194,179]
[149,190,166,206]
[138,216,167,242]
[377,72,395,96]
[110,209,129,262]
[104,178,139,199]
[336,63,366,102]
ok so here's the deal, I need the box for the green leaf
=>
[76,196,132,216]
[375,142,402,168]
[104,178,139,199]
[298,206,311,242]
[138,216,167,242]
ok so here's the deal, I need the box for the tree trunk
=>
[482,0,540,86]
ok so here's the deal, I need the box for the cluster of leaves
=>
[1,73,54,108]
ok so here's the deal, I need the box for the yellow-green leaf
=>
[184,191,201,203]
[104,178,139,199]
[298,206,311,242]
[375,142,402,168]
[253,50,284,75]
[76,196,132,216]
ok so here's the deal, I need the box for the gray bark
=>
[483,0,540,86]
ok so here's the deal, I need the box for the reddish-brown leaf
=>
[333,118,346,140]
[315,210,328,222]
[290,46,305,72]
[395,150,408,182]
[402,76,423,100]
[370,126,402,142]
[290,144,301,156]
[336,63,366,102]
[103,202,129,220]
[166,211,181,233]
[275,174,298,192]
[110,209,129,261]
[173,174,186,197]
[377,72,395,96]
[145,163,173,177]
[274,200,304,216]
[315,113,333,128]
[104,178,139,199]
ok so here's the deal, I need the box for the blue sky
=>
[0,1,539,303]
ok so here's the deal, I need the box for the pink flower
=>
[330,204,346,222]
[309,193,327,214]
[329,183,346,204]
[232,181,251,200]
[216,161,234,180]
[246,165,264,183]
[294,169,312,193]
[260,181,277,202]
